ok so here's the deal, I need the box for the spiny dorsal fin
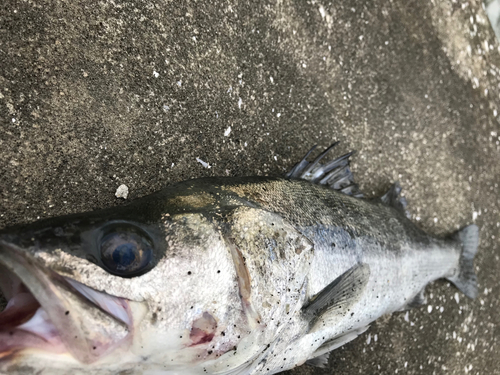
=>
[285,143,363,198]
[302,263,370,333]
[380,182,410,218]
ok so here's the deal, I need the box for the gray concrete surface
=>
[1,0,499,374]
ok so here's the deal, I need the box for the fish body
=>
[0,146,478,374]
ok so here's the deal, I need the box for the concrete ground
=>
[1,0,499,374]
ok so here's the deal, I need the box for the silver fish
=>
[0,144,478,375]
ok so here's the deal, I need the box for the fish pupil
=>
[98,224,155,277]
[112,243,137,266]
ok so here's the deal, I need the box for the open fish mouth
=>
[0,240,133,365]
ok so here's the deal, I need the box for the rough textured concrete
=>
[0,0,499,374]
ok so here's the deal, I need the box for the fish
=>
[0,143,479,375]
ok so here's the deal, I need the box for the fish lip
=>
[0,240,134,364]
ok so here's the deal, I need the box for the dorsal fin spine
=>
[286,143,363,198]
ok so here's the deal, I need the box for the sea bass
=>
[0,144,479,375]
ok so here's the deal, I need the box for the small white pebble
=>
[115,184,129,199]
[404,311,410,322]
[153,71,159,78]
[427,305,433,313]
[238,98,243,109]
[224,126,232,137]
[454,293,460,304]
[319,5,326,18]
[196,157,211,169]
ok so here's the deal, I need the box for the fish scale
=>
[0,144,478,374]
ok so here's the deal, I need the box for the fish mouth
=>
[0,240,133,365]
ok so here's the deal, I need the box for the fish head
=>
[0,191,257,374]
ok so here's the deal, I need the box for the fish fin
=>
[308,326,370,360]
[407,287,427,309]
[305,352,330,368]
[379,182,410,218]
[285,143,363,198]
[302,263,370,332]
[446,225,479,299]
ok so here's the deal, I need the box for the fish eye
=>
[99,225,154,277]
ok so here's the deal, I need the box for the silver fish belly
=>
[0,144,479,375]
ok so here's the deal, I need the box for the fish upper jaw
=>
[0,240,145,369]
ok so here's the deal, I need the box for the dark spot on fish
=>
[93,346,96,350]
[208,350,213,355]
[217,270,220,274]
[331,242,336,247]
[221,331,225,336]
[65,311,70,315]
[152,312,157,323]
[187,271,192,275]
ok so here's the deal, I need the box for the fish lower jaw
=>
[0,299,68,360]
[0,259,135,365]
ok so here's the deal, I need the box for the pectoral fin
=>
[302,263,370,333]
